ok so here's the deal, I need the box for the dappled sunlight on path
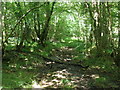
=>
[32,46,92,89]
[34,63,103,89]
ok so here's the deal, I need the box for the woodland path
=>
[3,46,119,89]
[35,46,96,89]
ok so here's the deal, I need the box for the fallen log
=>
[7,50,89,69]
[43,56,89,69]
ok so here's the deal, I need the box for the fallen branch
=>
[43,56,89,69]
[18,50,89,69]
[5,50,89,69]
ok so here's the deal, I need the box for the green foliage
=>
[2,2,119,89]
[89,77,119,88]
[2,50,45,88]
[2,71,33,88]
[105,49,113,55]
[61,79,70,85]
[85,57,119,76]
[61,79,74,89]
[93,77,108,87]
[40,51,49,57]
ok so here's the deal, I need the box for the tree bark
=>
[40,2,56,46]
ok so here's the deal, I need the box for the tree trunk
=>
[40,2,56,46]
[87,2,111,57]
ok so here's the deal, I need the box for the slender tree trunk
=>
[40,2,56,46]
[114,1,120,67]
[118,2,120,50]
[33,3,41,43]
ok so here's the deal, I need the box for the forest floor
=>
[35,46,119,89]
[36,47,91,89]
[3,45,120,89]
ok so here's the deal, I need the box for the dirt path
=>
[3,46,119,88]
[3,45,120,89]
[35,47,93,89]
